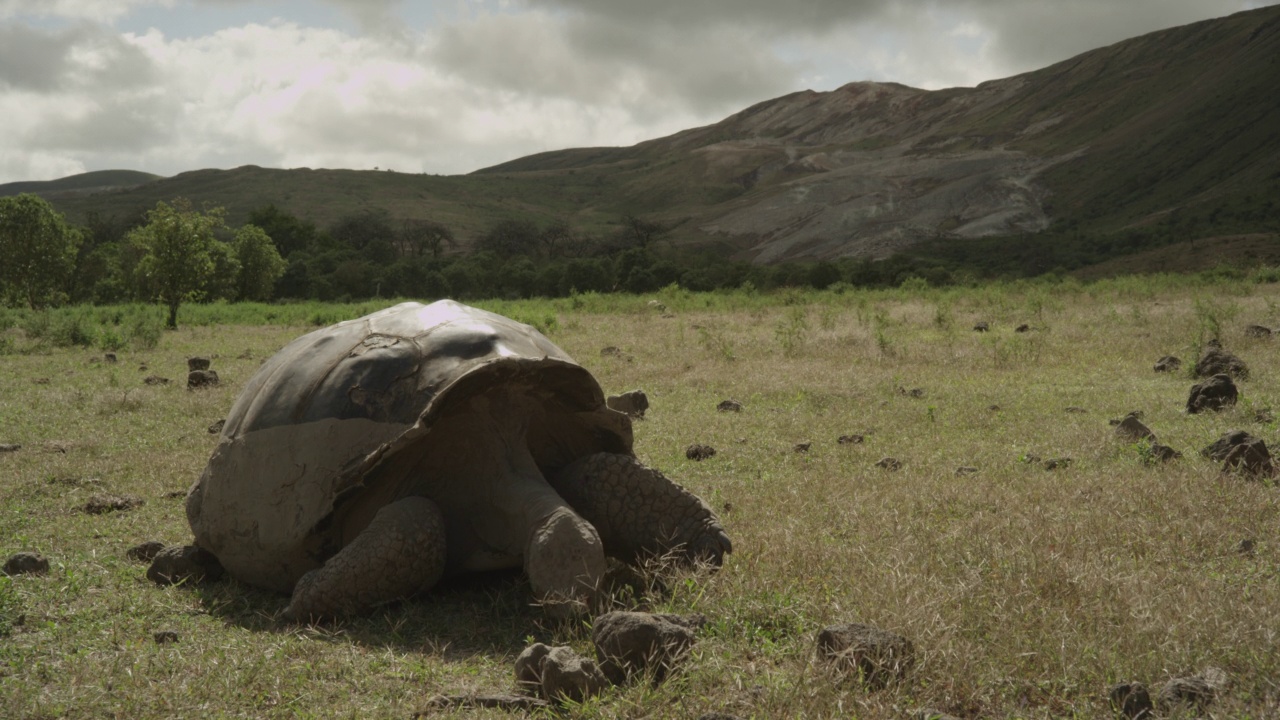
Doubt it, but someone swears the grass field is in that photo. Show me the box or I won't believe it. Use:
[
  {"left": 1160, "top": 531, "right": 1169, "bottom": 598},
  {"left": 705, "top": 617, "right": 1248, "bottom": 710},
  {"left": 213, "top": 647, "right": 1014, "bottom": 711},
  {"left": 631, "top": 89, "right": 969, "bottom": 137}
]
[{"left": 2, "top": 276, "right": 1280, "bottom": 718}]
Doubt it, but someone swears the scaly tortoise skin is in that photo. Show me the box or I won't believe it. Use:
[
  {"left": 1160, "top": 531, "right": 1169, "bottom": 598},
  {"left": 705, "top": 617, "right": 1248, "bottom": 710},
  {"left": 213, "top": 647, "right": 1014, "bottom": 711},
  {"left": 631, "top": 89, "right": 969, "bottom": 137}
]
[{"left": 186, "top": 300, "right": 730, "bottom": 619}]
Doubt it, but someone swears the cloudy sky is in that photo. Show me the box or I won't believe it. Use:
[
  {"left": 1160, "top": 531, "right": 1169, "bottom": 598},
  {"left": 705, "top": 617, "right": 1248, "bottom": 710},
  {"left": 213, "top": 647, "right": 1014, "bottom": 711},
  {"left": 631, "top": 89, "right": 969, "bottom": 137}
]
[{"left": 1, "top": 0, "right": 1275, "bottom": 184}]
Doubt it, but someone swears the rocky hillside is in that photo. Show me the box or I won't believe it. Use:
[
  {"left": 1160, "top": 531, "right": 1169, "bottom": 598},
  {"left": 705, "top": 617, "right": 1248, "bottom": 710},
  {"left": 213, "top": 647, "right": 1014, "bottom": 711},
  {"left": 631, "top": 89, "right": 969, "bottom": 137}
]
[{"left": 23, "top": 5, "right": 1280, "bottom": 264}]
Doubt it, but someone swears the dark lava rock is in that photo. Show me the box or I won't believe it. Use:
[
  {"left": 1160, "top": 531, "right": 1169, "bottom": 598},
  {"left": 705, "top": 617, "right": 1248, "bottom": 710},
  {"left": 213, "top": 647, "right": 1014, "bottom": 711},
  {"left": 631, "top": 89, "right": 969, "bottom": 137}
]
[
  {"left": 1114, "top": 413, "right": 1156, "bottom": 442},
  {"left": 3, "top": 552, "right": 50, "bottom": 576},
  {"left": 606, "top": 389, "right": 649, "bottom": 418},
  {"left": 187, "top": 369, "right": 219, "bottom": 389},
  {"left": 126, "top": 541, "right": 166, "bottom": 562},
  {"left": 686, "top": 444, "right": 717, "bottom": 461},
  {"left": 1244, "top": 324, "right": 1273, "bottom": 338},
  {"left": 208, "top": 419, "right": 225, "bottom": 434},
  {"left": 187, "top": 356, "right": 211, "bottom": 372},
  {"left": 1255, "top": 408, "right": 1275, "bottom": 424},
  {"left": 84, "top": 494, "right": 144, "bottom": 515},
  {"left": 143, "top": 375, "right": 170, "bottom": 386},
  {"left": 955, "top": 466, "right": 979, "bottom": 476},
  {"left": 1108, "top": 681, "right": 1154, "bottom": 719},
  {"left": 1043, "top": 457, "right": 1073, "bottom": 470},
  {"left": 717, "top": 399, "right": 743, "bottom": 413},
  {"left": 515, "top": 643, "right": 608, "bottom": 703},
  {"left": 793, "top": 441, "right": 812, "bottom": 453},
  {"left": 0, "top": 443, "right": 20, "bottom": 453},
  {"left": 1186, "top": 373, "right": 1238, "bottom": 413},
  {"left": 592, "top": 611, "right": 699, "bottom": 685},
  {"left": 1015, "top": 324, "right": 1031, "bottom": 333},
  {"left": 973, "top": 321, "right": 990, "bottom": 332},
  {"left": 1153, "top": 355, "right": 1182, "bottom": 373},
  {"left": 837, "top": 434, "right": 864, "bottom": 445},
  {"left": 153, "top": 630, "right": 179, "bottom": 644},
  {"left": 1194, "top": 345, "right": 1248, "bottom": 379},
  {"left": 1222, "top": 436, "right": 1275, "bottom": 478},
  {"left": 1157, "top": 670, "right": 1226, "bottom": 714},
  {"left": 875, "top": 457, "right": 902, "bottom": 471},
  {"left": 816, "top": 623, "right": 915, "bottom": 689},
  {"left": 146, "top": 544, "right": 224, "bottom": 585},
  {"left": 599, "top": 345, "right": 623, "bottom": 357},
  {"left": 1145, "top": 443, "right": 1182, "bottom": 464},
  {"left": 1237, "top": 538, "right": 1257, "bottom": 557},
  {"left": 104, "top": 352, "right": 117, "bottom": 363},
  {"left": 1202, "top": 430, "right": 1256, "bottom": 461},
  {"left": 415, "top": 694, "right": 550, "bottom": 715}
]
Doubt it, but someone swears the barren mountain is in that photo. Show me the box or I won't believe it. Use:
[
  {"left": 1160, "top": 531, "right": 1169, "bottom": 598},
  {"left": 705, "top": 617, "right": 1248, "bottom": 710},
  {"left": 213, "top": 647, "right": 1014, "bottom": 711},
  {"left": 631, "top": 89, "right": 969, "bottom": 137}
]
[{"left": 13, "top": 5, "right": 1280, "bottom": 265}]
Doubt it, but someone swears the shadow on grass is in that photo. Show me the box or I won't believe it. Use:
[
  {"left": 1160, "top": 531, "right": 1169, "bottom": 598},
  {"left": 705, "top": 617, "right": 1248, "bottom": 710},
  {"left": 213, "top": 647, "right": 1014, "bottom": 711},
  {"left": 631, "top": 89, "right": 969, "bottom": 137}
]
[{"left": 178, "top": 569, "right": 587, "bottom": 662}]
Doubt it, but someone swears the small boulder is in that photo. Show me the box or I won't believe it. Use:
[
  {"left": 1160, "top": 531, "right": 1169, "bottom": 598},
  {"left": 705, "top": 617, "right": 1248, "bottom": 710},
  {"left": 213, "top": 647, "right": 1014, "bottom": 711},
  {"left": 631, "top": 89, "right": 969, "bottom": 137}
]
[
  {"left": 1157, "top": 671, "right": 1223, "bottom": 714},
  {"left": 3, "top": 551, "right": 50, "bottom": 576},
  {"left": 1202, "top": 430, "right": 1256, "bottom": 461},
  {"left": 187, "top": 369, "right": 220, "bottom": 389},
  {"left": 1186, "top": 373, "right": 1237, "bottom": 413},
  {"left": 837, "top": 434, "right": 864, "bottom": 445},
  {"left": 1015, "top": 324, "right": 1030, "bottom": 333},
  {"left": 1222, "top": 436, "right": 1275, "bottom": 479},
  {"left": 0, "top": 443, "right": 20, "bottom": 453},
  {"left": 1144, "top": 443, "right": 1182, "bottom": 464},
  {"left": 606, "top": 389, "right": 649, "bottom": 418},
  {"left": 153, "top": 630, "right": 179, "bottom": 644},
  {"left": 143, "top": 375, "right": 170, "bottom": 386},
  {"left": 1108, "top": 681, "right": 1154, "bottom": 719},
  {"left": 1043, "top": 457, "right": 1072, "bottom": 470},
  {"left": 146, "top": 544, "right": 225, "bottom": 585},
  {"left": 955, "top": 466, "right": 979, "bottom": 476},
  {"left": 686, "top": 444, "right": 716, "bottom": 461},
  {"left": 875, "top": 457, "right": 902, "bottom": 471},
  {"left": 208, "top": 419, "right": 225, "bottom": 434},
  {"left": 1243, "top": 324, "right": 1272, "bottom": 338},
  {"left": 84, "top": 494, "right": 144, "bottom": 515},
  {"left": 793, "top": 441, "right": 812, "bottom": 453},
  {"left": 1153, "top": 355, "right": 1181, "bottom": 373},
  {"left": 1194, "top": 344, "right": 1248, "bottom": 379},
  {"left": 104, "top": 352, "right": 117, "bottom": 363},
  {"left": 717, "top": 399, "right": 743, "bottom": 413},
  {"left": 1237, "top": 538, "right": 1257, "bottom": 557},
  {"left": 187, "top": 357, "right": 212, "bottom": 372},
  {"left": 592, "top": 611, "right": 699, "bottom": 685},
  {"left": 515, "top": 643, "right": 608, "bottom": 703},
  {"left": 972, "top": 321, "right": 990, "bottom": 332},
  {"left": 1113, "top": 413, "right": 1156, "bottom": 442},
  {"left": 126, "top": 541, "right": 166, "bottom": 562},
  {"left": 816, "top": 623, "right": 915, "bottom": 689},
  {"left": 599, "top": 346, "right": 623, "bottom": 357}
]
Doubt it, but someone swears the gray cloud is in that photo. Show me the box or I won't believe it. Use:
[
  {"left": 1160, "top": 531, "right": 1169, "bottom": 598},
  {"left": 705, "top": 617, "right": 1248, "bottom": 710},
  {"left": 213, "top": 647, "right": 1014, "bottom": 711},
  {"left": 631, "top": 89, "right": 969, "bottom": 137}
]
[{"left": 0, "top": 21, "right": 158, "bottom": 93}]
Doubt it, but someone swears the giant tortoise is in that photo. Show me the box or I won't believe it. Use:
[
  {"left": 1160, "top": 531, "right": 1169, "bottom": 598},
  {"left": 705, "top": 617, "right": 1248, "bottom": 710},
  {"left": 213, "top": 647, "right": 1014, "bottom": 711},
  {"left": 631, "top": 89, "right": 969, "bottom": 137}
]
[{"left": 187, "top": 300, "right": 730, "bottom": 619}]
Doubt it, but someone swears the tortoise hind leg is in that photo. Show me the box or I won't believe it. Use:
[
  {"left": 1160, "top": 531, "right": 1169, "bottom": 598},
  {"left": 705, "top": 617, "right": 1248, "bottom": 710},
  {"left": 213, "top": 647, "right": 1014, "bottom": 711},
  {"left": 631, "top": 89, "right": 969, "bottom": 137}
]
[
  {"left": 284, "top": 496, "right": 447, "bottom": 621},
  {"left": 550, "top": 453, "right": 732, "bottom": 567}
]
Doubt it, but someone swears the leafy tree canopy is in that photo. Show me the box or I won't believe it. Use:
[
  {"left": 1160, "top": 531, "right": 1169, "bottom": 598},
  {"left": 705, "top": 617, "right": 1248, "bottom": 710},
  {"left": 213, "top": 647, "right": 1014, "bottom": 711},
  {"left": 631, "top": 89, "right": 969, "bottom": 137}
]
[{"left": 0, "top": 193, "right": 82, "bottom": 308}]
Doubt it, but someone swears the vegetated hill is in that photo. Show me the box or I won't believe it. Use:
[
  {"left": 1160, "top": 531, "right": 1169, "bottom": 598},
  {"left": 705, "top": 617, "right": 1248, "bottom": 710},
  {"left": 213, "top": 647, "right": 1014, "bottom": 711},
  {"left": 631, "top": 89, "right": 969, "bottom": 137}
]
[
  {"left": 0, "top": 170, "right": 164, "bottom": 198},
  {"left": 33, "top": 5, "right": 1280, "bottom": 266}
]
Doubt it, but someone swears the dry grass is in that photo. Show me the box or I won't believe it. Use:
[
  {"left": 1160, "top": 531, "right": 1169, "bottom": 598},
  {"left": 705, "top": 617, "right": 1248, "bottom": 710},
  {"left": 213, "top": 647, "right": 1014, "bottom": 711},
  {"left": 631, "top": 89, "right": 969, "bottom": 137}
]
[{"left": 3, "top": 279, "right": 1280, "bottom": 718}]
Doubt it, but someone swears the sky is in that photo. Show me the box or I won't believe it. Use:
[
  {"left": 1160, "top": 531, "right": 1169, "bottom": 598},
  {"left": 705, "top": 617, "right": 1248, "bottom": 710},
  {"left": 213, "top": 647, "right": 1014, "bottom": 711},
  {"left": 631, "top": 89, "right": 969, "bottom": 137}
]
[{"left": 1, "top": 0, "right": 1275, "bottom": 184}]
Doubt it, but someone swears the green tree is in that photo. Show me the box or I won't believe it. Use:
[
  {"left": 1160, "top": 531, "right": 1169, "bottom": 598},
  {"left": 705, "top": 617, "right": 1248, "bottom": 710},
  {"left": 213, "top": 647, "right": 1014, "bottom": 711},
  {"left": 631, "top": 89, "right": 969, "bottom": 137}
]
[
  {"left": 127, "top": 199, "right": 226, "bottom": 328},
  {"left": 0, "top": 193, "right": 82, "bottom": 308},
  {"left": 234, "top": 224, "right": 287, "bottom": 301}
]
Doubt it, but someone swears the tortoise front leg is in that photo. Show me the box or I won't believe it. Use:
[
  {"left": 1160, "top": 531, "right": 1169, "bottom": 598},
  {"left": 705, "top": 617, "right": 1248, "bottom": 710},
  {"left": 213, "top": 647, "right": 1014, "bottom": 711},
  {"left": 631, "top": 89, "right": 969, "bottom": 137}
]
[
  {"left": 550, "top": 453, "right": 732, "bottom": 567},
  {"left": 284, "top": 496, "right": 447, "bottom": 621}
]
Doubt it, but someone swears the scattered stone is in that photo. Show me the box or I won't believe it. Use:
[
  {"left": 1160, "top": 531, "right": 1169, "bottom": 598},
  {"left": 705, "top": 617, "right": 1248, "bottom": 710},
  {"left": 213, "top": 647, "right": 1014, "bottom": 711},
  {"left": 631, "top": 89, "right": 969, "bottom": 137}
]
[
  {"left": 793, "top": 441, "right": 812, "bottom": 453},
  {"left": 606, "top": 389, "right": 649, "bottom": 418},
  {"left": 973, "top": 321, "right": 990, "bottom": 332},
  {"left": 187, "top": 369, "right": 219, "bottom": 389},
  {"left": 816, "top": 623, "right": 915, "bottom": 689},
  {"left": 955, "top": 466, "right": 979, "bottom": 476},
  {"left": 1113, "top": 413, "right": 1157, "bottom": 442},
  {"left": 1153, "top": 355, "right": 1182, "bottom": 373},
  {"left": 146, "top": 544, "right": 225, "bottom": 585},
  {"left": 104, "top": 352, "right": 117, "bottom": 363},
  {"left": 1157, "top": 671, "right": 1221, "bottom": 714},
  {"left": 153, "top": 630, "right": 179, "bottom": 644},
  {"left": 163, "top": 490, "right": 186, "bottom": 499},
  {"left": 837, "top": 434, "right": 864, "bottom": 445},
  {"left": 1255, "top": 408, "right": 1275, "bottom": 424},
  {"left": 599, "top": 346, "right": 624, "bottom": 358},
  {"left": 515, "top": 643, "right": 608, "bottom": 703},
  {"left": 1186, "top": 373, "right": 1238, "bottom": 413},
  {"left": 138, "top": 364, "right": 148, "bottom": 372},
  {"left": 0, "top": 443, "right": 20, "bottom": 453},
  {"left": 1237, "top": 538, "right": 1256, "bottom": 558},
  {"left": 187, "top": 357, "right": 211, "bottom": 372},
  {"left": 1043, "top": 457, "right": 1072, "bottom": 471},
  {"left": 208, "top": 419, "right": 225, "bottom": 434},
  {"left": 143, "top": 375, "right": 170, "bottom": 386},
  {"left": 1014, "top": 323, "right": 1030, "bottom": 333},
  {"left": 1244, "top": 324, "right": 1273, "bottom": 338},
  {"left": 875, "top": 457, "right": 902, "bottom": 471},
  {"left": 1108, "top": 681, "right": 1154, "bottom": 719},
  {"left": 686, "top": 444, "right": 716, "bottom": 461},
  {"left": 988, "top": 404, "right": 1001, "bottom": 412},
  {"left": 717, "top": 399, "right": 743, "bottom": 413},
  {"left": 907, "top": 388, "right": 925, "bottom": 399},
  {"left": 1194, "top": 344, "right": 1248, "bottom": 380},
  {"left": 592, "top": 611, "right": 699, "bottom": 685},
  {"left": 1202, "top": 430, "right": 1257, "bottom": 461},
  {"left": 126, "top": 541, "right": 166, "bottom": 562},
  {"left": 3, "top": 552, "right": 50, "bottom": 576},
  {"left": 1222, "top": 436, "right": 1275, "bottom": 478},
  {"left": 84, "top": 494, "right": 144, "bottom": 515},
  {"left": 1064, "top": 406, "right": 1087, "bottom": 414},
  {"left": 415, "top": 694, "right": 551, "bottom": 715},
  {"left": 1144, "top": 443, "right": 1182, "bottom": 464}
]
